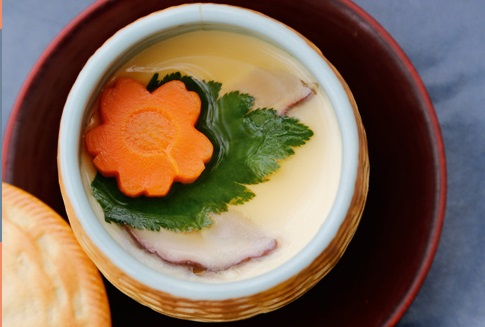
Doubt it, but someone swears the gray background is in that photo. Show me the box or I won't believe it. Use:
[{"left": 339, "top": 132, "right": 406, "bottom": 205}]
[{"left": 2, "top": 1, "right": 484, "bottom": 326}]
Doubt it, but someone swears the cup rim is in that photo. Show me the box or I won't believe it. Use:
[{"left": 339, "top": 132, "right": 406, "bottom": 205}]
[{"left": 58, "top": 3, "right": 359, "bottom": 300}]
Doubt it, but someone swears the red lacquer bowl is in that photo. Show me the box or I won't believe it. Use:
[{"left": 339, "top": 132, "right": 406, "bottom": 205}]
[{"left": 2, "top": 0, "right": 446, "bottom": 326}]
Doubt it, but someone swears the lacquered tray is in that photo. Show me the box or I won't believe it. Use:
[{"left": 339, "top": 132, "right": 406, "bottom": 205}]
[{"left": 2, "top": 1, "right": 446, "bottom": 325}]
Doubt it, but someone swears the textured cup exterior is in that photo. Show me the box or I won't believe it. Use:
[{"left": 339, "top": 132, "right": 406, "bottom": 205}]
[
  {"left": 58, "top": 5, "right": 369, "bottom": 322},
  {"left": 59, "top": 66, "right": 368, "bottom": 321}
]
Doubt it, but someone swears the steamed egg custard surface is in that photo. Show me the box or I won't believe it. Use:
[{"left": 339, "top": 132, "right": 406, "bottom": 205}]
[{"left": 81, "top": 30, "right": 342, "bottom": 282}]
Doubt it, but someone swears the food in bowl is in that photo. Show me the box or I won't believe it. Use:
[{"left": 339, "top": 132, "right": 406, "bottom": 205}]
[
  {"left": 80, "top": 28, "right": 341, "bottom": 281},
  {"left": 58, "top": 3, "right": 369, "bottom": 322}
]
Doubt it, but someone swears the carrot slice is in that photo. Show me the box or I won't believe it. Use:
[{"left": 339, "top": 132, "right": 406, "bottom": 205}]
[{"left": 84, "top": 78, "right": 213, "bottom": 197}]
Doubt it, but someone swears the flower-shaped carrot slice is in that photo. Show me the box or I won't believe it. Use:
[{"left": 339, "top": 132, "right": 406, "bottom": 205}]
[{"left": 84, "top": 78, "right": 213, "bottom": 197}]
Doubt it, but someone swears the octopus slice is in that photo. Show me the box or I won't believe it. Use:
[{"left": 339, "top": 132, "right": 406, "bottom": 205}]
[
  {"left": 128, "top": 211, "right": 277, "bottom": 272},
  {"left": 227, "top": 69, "right": 316, "bottom": 114}
]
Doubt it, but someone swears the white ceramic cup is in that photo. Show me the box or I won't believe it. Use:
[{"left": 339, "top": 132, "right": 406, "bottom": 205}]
[{"left": 58, "top": 3, "right": 369, "bottom": 322}]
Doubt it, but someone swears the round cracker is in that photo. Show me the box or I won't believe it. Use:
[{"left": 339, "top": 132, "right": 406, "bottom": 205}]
[{"left": 2, "top": 182, "right": 111, "bottom": 326}]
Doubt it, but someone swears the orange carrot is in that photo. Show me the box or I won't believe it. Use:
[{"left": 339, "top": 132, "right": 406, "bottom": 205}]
[{"left": 84, "top": 78, "right": 213, "bottom": 197}]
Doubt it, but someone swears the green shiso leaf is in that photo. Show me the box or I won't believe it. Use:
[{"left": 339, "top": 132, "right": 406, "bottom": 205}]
[{"left": 91, "top": 72, "right": 314, "bottom": 232}]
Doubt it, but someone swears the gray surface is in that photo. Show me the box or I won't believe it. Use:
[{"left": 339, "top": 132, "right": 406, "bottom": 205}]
[
  {"left": 2, "top": 1, "right": 484, "bottom": 326},
  {"left": 357, "top": 2, "right": 485, "bottom": 326}
]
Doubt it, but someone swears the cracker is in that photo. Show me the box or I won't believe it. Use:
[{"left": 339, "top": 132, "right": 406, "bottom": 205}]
[{"left": 2, "top": 182, "right": 111, "bottom": 327}]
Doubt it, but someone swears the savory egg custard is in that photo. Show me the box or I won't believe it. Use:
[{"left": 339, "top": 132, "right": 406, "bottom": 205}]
[{"left": 80, "top": 29, "right": 342, "bottom": 282}]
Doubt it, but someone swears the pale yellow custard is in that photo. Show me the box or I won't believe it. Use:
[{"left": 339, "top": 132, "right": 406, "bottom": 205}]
[{"left": 80, "top": 29, "right": 342, "bottom": 282}]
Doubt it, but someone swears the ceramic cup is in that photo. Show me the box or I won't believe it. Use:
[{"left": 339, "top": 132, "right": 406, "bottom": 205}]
[{"left": 58, "top": 3, "right": 369, "bottom": 322}]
